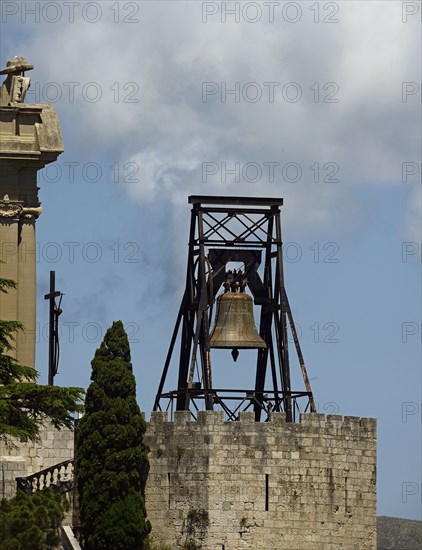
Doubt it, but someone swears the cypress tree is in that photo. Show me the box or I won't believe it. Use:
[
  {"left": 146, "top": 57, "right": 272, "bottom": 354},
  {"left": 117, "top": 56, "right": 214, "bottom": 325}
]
[{"left": 76, "top": 321, "right": 151, "bottom": 550}]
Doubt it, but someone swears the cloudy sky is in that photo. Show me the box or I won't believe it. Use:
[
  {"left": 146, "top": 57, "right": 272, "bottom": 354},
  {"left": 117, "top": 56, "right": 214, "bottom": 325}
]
[{"left": 2, "top": 0, "right": 421, "bottom": 520}]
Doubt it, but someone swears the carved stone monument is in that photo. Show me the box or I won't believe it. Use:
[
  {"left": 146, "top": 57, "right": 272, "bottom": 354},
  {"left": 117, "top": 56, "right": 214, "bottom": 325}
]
[{"left": 0, "top": 57, "right": 64, "bottom": 369}]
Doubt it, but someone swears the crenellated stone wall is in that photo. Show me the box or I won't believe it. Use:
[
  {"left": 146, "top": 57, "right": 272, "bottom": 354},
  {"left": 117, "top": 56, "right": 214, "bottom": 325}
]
[{"left": 144, "top": 411, "right": 377, "bottom": 550}]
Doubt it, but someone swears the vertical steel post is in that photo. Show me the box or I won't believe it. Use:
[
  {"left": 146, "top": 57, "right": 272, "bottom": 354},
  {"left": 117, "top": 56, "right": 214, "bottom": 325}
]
[{"left": 176, "top": 206, "right": 197, "bottom": 410}]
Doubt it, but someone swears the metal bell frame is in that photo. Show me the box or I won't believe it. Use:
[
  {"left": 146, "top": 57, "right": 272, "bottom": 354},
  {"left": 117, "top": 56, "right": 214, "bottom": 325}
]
[{"left": 153, "top": 196, "right": 316, "bottom": 422}]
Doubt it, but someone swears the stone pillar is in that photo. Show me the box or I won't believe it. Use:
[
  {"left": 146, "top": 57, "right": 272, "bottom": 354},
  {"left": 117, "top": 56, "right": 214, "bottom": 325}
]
[
  {"left": 17, "top": 218, "right": 38, "bottom": 367},
  {"left": 0, "top": 58, "right": 63, "bottom": 369},
  {"left": 0, "top": 210, "right": 21, "bottom": 360}
]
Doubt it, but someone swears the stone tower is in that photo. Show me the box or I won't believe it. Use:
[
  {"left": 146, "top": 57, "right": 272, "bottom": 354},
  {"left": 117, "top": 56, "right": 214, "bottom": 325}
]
[
  {"left": 145, "top": 411, "right": 377, "bottom": 549},
  {"left": 0, "top": 57, "right": 63, "bottom": 369},
  {"left": 0, "top": 59, "right": 75, "bottom": 503},
  {"left": 146, "top": 196, "right": 377, "bottom": 549}
]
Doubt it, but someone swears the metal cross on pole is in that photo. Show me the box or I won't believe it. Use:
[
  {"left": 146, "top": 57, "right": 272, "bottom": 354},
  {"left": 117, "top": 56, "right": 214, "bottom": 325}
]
[{"left": 44, "top": 271, "right": 63, "bottom": 385}]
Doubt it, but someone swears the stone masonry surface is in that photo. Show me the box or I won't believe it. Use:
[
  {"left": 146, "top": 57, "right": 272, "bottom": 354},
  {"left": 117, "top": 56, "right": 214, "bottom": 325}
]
[
  {"left": 144, "top": 411, "right": 377, "bottom": 550},
  {"left": 0, "top": 420, "right": 74, "bottom": 500}
]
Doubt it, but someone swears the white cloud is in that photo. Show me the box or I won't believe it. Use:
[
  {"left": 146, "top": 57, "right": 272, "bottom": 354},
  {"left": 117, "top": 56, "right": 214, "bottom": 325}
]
[{"left": 13, "top": 0, "right": 420, "bottom": 238}]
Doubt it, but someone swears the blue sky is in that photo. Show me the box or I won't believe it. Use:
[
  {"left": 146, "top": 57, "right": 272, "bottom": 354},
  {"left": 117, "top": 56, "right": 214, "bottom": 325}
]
[{"left": 2, "top": 0, "right": 421, "bottom": 520}]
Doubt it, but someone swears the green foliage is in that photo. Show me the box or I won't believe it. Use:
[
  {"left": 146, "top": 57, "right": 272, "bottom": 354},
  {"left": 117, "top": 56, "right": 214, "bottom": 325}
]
[
  {"left": 0, "top": 488, "right": 67, "bottom": 550},
  {"left": 76, "top": 320, "right": 151, "bottom": 550},
  {"left": 183, "top": 509, "right": 209, "bottom": 549},
  {"left": 0, "top": 275, "right": 84, "bottom": 442}
]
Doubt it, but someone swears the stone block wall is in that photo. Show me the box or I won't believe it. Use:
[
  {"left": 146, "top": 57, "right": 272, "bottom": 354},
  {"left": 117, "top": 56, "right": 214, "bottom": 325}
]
[
  {"left": 0, "top": 456, "right": 27, "bottom": 500},
  {"left": 0, "top": 420, "right": 74, "bottom": 499},
  {"left": 144, "top": 411, "right": 376, "bottom": 550}
]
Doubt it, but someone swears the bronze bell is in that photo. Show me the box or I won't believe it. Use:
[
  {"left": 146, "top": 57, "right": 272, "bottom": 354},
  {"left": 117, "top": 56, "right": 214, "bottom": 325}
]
[{"left": 209, "top": 274, "right": 266, "bottom": 359}]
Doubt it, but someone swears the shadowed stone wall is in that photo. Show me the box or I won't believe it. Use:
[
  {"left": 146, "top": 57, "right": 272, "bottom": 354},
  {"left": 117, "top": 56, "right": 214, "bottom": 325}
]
[{"left": 145, "top": 411, "right": 376, "bottom": 550}]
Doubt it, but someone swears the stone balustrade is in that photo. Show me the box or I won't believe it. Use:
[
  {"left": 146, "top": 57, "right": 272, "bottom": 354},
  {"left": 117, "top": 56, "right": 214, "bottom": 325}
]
[{"left": 16, "top": 458, "right": 74, "bottom": 494}]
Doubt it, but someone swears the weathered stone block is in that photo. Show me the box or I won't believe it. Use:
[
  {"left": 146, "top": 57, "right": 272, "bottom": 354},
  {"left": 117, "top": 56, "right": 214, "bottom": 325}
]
[
  {"left": 150, "top": 411, "right": 168, "bottom": 425},
  {"left": 173, "top": 410, "right": 191, "bottom": 425}
]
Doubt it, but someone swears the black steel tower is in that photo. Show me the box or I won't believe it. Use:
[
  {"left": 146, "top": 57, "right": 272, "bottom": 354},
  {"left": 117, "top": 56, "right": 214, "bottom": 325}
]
[{"left": 154, "top": 196, "right": 315, "bottom": 422}]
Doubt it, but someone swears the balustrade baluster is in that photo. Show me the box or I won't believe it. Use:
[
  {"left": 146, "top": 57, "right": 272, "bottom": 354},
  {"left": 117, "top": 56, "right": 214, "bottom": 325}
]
[{"left": 16, "top": 460, "right": 74, "bottom": 496}]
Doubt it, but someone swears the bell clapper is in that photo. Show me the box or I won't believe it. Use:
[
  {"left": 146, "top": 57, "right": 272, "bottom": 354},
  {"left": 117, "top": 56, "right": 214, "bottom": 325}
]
[{"left": 231, "top": 348, "right": 239, "bottom": 362}]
